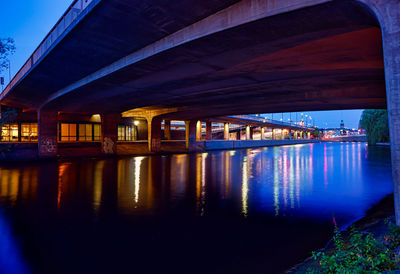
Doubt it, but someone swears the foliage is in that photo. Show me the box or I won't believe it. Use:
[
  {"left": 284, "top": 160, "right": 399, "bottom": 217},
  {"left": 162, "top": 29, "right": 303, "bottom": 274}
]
[
  {"left": 0, "top": 38, "right": 15, "bottom": 73},
  {"left": 311, "top": 127, "right": 322, "bottom": 138},
  {"left": 309, "top": 223, "right": 400, "bottom": 273},
  {"left": 384, "top": 218, "right": 400, "bottom": 250},
  {"left": 359, "top": 109, "right": 389, "bottom": 145}
]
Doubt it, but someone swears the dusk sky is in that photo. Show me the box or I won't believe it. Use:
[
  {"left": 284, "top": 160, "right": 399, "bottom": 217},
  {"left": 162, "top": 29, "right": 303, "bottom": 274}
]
[{"left": 0, "top": 0, "right": 363, "bottom": 128}]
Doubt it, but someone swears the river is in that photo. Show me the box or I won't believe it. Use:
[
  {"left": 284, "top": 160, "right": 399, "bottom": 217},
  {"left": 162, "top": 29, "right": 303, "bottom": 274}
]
[{"left": 0, "top": 142, "right": 393, "bottom": 273}]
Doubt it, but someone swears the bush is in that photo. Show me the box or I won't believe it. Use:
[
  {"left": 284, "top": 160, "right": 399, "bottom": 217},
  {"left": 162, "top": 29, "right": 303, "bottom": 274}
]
[{"left": 309, "top": 222, "right": 400, "bottom": 273}]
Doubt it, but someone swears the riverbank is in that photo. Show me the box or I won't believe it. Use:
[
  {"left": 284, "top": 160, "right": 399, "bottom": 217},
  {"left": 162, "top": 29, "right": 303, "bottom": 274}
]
[{"left": 287, "top": 194, "right": 396, "bottom": 273}]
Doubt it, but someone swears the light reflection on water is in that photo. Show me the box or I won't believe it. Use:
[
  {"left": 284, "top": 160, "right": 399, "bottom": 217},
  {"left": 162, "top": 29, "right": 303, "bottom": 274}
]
[
  {"left": 0, "top": 143, "right": 392, "bottom": 222},
  {"left": 0, "top": 142, "right": 393, "bottom": 274}
]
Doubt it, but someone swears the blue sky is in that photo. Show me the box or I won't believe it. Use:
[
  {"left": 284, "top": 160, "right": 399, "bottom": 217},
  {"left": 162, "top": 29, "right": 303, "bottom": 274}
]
[{"left": 0, "top": 0, "right": 363, "bottom": 128}]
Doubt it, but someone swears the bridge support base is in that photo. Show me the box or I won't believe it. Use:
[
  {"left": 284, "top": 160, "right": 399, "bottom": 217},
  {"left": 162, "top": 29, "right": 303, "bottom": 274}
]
[
  {"left": 101, "top": 113, "right": 120, "bottom": 155},
  {"left": 206, "top": 121, "right": 212, "bottom": 140},
  {"left": 164, "top": 119, "right": 171, "bottom": 140},
  {"left": 38, "top": 111, "right": 58, "bottom": 158},
  {"left": 185, "top": 120, "right": 197, "bottom": 151},
  {"left": 147, "top": 117, "right": 162, "bottom": 153}
]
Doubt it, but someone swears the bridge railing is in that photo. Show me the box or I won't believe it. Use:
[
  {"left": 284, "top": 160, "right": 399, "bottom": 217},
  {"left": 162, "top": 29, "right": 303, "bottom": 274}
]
[
  {"left": 228, "top": 115, "right": 311, "bottom": 130},
  {"left": 1, "top": 0, "right": 94, "bottom": 99}
]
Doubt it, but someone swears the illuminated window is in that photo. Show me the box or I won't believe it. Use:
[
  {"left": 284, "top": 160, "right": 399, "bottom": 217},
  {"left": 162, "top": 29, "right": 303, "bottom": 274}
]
[
  {"left": 118, "top": 125, "right": 125, "bottom": 141},
  {"left": 60, "top": 123, "right": 77, "bottom": 141},
  {"left": 21, "top": 123, "right": 38, "bottom": 142},
  {"left": 79, "top": 123, "right": 93, "bottom": 141},
  {"left": 0, "top": 124, "right": 19, "bottom": 142},
  {"left": 93, "top": 124, "right": 101, "bottom": 141},
  {"left": 118, "top": 125, "right": 137, "bottom": 141}
]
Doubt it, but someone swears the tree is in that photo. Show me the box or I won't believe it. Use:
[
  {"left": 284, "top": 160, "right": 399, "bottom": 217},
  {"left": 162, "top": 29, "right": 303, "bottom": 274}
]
[
  {"left": 311, "top": 127, "right": 322, "bottom": 139},
  {"left": 0, "top": 38, "right": 15, "bottom": 73},
  {"left": 359, "top": 109, "right": 389, "bottom": 145},
  {"left": 0, "top": 38, "right": 16, "bottom": 155}
]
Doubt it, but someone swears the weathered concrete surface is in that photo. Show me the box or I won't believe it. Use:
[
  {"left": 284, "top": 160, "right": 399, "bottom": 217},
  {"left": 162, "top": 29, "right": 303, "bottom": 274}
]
[
  {"left": 1, "top": 0, "right": 384, "bottom": 119},
  {"left": 147, "top": 117, "right": 162, "bottom": 152},
  {"left": 359, "top": 0, "right": 400, "bottom": 224},
  {"left": 101, "top": 113, "right": 120, "bottom": 154},
  {"left": 38, "top": 111, "right": 58, "bottom": 158}
]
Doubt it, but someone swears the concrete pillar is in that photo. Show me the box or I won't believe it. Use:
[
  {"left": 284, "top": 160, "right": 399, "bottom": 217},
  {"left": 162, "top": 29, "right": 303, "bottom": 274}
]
[
  {"left": 249, "top": 127, "right": 254, "bottom": 140},
  {"left": 101, "top": 113, "right": 120, "bottom": 154},
  {"left": 365, "top": 0, "right": 400, "bottom": 224},
  {"left": 224, "top": 123, "right": 230, "bottom": 140},
  {"left": 185, "top": 120, "right": 197, "bottom": 151},
  {"left": 164, "top": 119, "right": 171, "bottom": 140},
  {"left": 197, "top": 121, "right": 202, "bottom": 141},
  {"left": 261, "top": 127, "right": 265, "bottom": 140},
  {"left": 308, "top": 132, "right": 311, "bottom": 139},
  {"left": 205, "top": 121, "right": 212, "bottom": 140},
  {"left": 38, "top": 110, "right": 58, "bottom": 158},
  {"left": 245, "top": 125, "right": 250, "bottom": 140},
  {"left": 236, "top": 131, "right": 241, "bottom": 140},
  {"left": 147, "top": 117, "right": 162, "bottom": 153},
  {"left": 272, "top": 129, "right": 276, "bottom": 140}
]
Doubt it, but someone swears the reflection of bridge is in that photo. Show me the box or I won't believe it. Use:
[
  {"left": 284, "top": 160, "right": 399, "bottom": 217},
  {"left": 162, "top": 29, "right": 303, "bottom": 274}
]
[{"left": 0, "top": 0, "right": 399, "bottom": 222}]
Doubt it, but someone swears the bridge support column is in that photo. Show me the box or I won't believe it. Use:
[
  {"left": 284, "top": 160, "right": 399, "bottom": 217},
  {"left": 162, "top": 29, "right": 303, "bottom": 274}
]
[
  {"left": 236, "top": 131, "right": 241, "bottom": 140},
  {"left": 146, "top": 117, "right": 162, "bottom": 153},
  {"left": 101, "top": 113, "right": 120, "bottom": 155},
  {"left": 224, "top": 123, "right": 230, "bottom": 140},
  {"left": 249, "top": 127, "right": 254, "bottom": 140},
  {"left": 366, "top": 0, "right": 400, "bottom": 224},
  {"left": 205, "top": 121, "right": 212, "bottom": 140},
  {"left": 272, "top": 129, "right": 276, "bottom": 140},
  {"left": 245, "top": 125, "right": 250, "bottom": 140},
  {"left": 307, "top": 132, "right": 311, "bottom": 139},
  {"left": 185, "top": 120, "right": 197, "bottom": 151},
  {"left": 197, "top": 121, "right": 202, "bottom": 141},
  {"left": 38, "top": 110, "right": 58, "bottom": 158},
  {"left": 164, "top": 119, "right": 171, "bottom": 140},
  {"left": 261, "top": 127, "right": 265, "bottom": 140}
]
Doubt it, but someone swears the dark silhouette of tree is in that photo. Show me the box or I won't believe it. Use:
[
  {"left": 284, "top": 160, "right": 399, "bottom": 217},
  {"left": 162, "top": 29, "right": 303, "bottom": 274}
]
[
  {"left": 0, "top": 38, "right": 17, "bottom": 155},
  {"left": 359, "top": 109, "right": 389, "bottom": 145},
  {"left": 0, "top": 38, "right": 15, "bottom": 73}
]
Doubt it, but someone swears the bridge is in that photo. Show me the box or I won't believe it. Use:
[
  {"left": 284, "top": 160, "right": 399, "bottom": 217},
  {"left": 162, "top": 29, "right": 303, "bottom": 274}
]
[{"left": 0, "top": 0, "right": 399, "bottom": 222}]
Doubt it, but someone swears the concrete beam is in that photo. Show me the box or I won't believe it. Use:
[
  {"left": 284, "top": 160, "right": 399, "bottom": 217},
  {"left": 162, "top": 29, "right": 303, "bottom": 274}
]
[{"left": 42, "top": 0, "right": 332, "bottom": 108}]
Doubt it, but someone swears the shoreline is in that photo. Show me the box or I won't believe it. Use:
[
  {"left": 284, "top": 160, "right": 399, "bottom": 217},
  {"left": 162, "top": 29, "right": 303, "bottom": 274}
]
[{"left": 287, "top": 194, "right": 395, "bottom": 273}]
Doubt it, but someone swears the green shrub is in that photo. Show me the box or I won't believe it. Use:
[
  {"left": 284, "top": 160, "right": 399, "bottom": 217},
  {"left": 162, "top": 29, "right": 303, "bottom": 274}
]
[{"left": 309, "top": 224, "right": 400, "bottom": 273}]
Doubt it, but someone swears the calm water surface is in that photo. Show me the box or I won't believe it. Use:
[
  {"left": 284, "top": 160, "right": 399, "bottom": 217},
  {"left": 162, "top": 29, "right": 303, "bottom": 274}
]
[{"left": 0, "top": 143, "right": 393, "bottom": 274}]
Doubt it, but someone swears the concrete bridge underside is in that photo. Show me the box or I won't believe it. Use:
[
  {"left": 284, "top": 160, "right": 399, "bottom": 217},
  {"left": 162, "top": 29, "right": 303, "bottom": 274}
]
[
  {"left": 2, "top": 0, "right": 386, "bottom": 119},
  {"left": 1, "top": 0, "right": 400, "bottom": 222}
]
